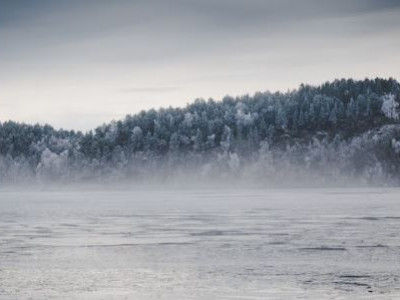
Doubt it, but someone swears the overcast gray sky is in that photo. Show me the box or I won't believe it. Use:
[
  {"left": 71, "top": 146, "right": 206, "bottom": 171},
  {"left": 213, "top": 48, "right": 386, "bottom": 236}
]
[{"left": 1, "top": 0, "right": 400, "bottom": 131}]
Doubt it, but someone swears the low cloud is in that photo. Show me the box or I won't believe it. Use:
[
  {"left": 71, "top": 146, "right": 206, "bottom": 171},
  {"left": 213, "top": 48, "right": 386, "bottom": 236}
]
[{"left": 120, "top": 86, "right": 180, "bottom": 94}]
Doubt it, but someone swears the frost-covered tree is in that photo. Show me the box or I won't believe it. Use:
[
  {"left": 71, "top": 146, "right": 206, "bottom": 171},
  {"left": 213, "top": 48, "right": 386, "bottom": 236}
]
[
  {"left": 381, "top": 94, "right": 399, "bottom": 120},
  {"left": 131, "top": 126, "right": 143, "bottom": 152}
]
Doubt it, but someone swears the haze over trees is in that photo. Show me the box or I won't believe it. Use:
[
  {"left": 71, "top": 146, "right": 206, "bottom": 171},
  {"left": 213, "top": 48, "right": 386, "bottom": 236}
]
[{"left": 1, "top": 78, "right": 400, "bottom": 186}]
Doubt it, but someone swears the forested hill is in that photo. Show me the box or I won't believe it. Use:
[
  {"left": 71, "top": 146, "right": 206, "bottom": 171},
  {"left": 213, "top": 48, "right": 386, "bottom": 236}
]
[{"left": 1, "top": 78, "right": 400, "bottom": 186}]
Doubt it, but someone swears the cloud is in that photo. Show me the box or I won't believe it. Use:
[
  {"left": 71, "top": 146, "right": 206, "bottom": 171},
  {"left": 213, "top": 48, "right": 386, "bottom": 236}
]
[
  {"left": 120, "top": 86, "right": 180, "bottom": 93},
  {"left": 2, "top": 0, "right": 400, "bottom": 64}
]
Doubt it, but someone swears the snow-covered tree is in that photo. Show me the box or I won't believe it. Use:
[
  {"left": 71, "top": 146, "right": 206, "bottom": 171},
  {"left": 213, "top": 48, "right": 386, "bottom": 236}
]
[{"left": 381, "top": 94, "right": 399, "bottom": 120}]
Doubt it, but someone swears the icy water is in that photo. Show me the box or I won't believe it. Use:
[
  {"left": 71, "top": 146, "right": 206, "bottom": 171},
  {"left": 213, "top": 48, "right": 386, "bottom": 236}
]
[{"left": 1, "top": 189, "right": 400, "bottom": 299}]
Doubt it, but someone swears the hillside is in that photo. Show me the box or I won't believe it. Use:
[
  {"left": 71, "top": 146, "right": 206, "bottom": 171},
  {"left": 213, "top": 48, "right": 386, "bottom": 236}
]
[{"left": 1, "top": 78, "right": 400, "bottom": 186}]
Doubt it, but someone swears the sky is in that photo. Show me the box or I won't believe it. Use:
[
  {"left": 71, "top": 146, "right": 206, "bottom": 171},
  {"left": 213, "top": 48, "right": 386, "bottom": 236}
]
[{"left": 1, "top": 0, "right": 400, "bottom": 131}]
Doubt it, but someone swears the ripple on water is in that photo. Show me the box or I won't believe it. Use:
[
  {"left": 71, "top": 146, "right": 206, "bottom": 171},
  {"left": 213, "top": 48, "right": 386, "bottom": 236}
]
[{"left": 299, "top": 246, "right": 347, "bottom": 251}]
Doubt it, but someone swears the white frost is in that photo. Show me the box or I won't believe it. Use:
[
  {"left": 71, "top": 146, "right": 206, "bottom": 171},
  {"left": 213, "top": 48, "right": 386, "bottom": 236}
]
[{"left": 381, "top": 94, "right": 399, "bottom": 120}]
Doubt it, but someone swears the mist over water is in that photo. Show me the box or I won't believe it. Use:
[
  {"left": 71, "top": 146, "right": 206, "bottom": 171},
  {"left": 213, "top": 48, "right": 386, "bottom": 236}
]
[{"left": 1, "top": 188, "right": 400, "bottom": 299}]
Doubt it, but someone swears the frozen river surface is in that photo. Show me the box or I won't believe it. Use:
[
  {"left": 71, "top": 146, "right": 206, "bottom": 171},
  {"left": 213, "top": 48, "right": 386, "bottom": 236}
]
[{"left": 1, "top": 188, "right": 400, "bottom": 299}]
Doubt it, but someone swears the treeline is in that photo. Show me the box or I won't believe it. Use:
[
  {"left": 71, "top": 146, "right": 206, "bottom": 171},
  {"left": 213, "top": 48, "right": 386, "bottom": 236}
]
[{"left": 1, "top": 78, "right": 400, "bottom": 185}]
